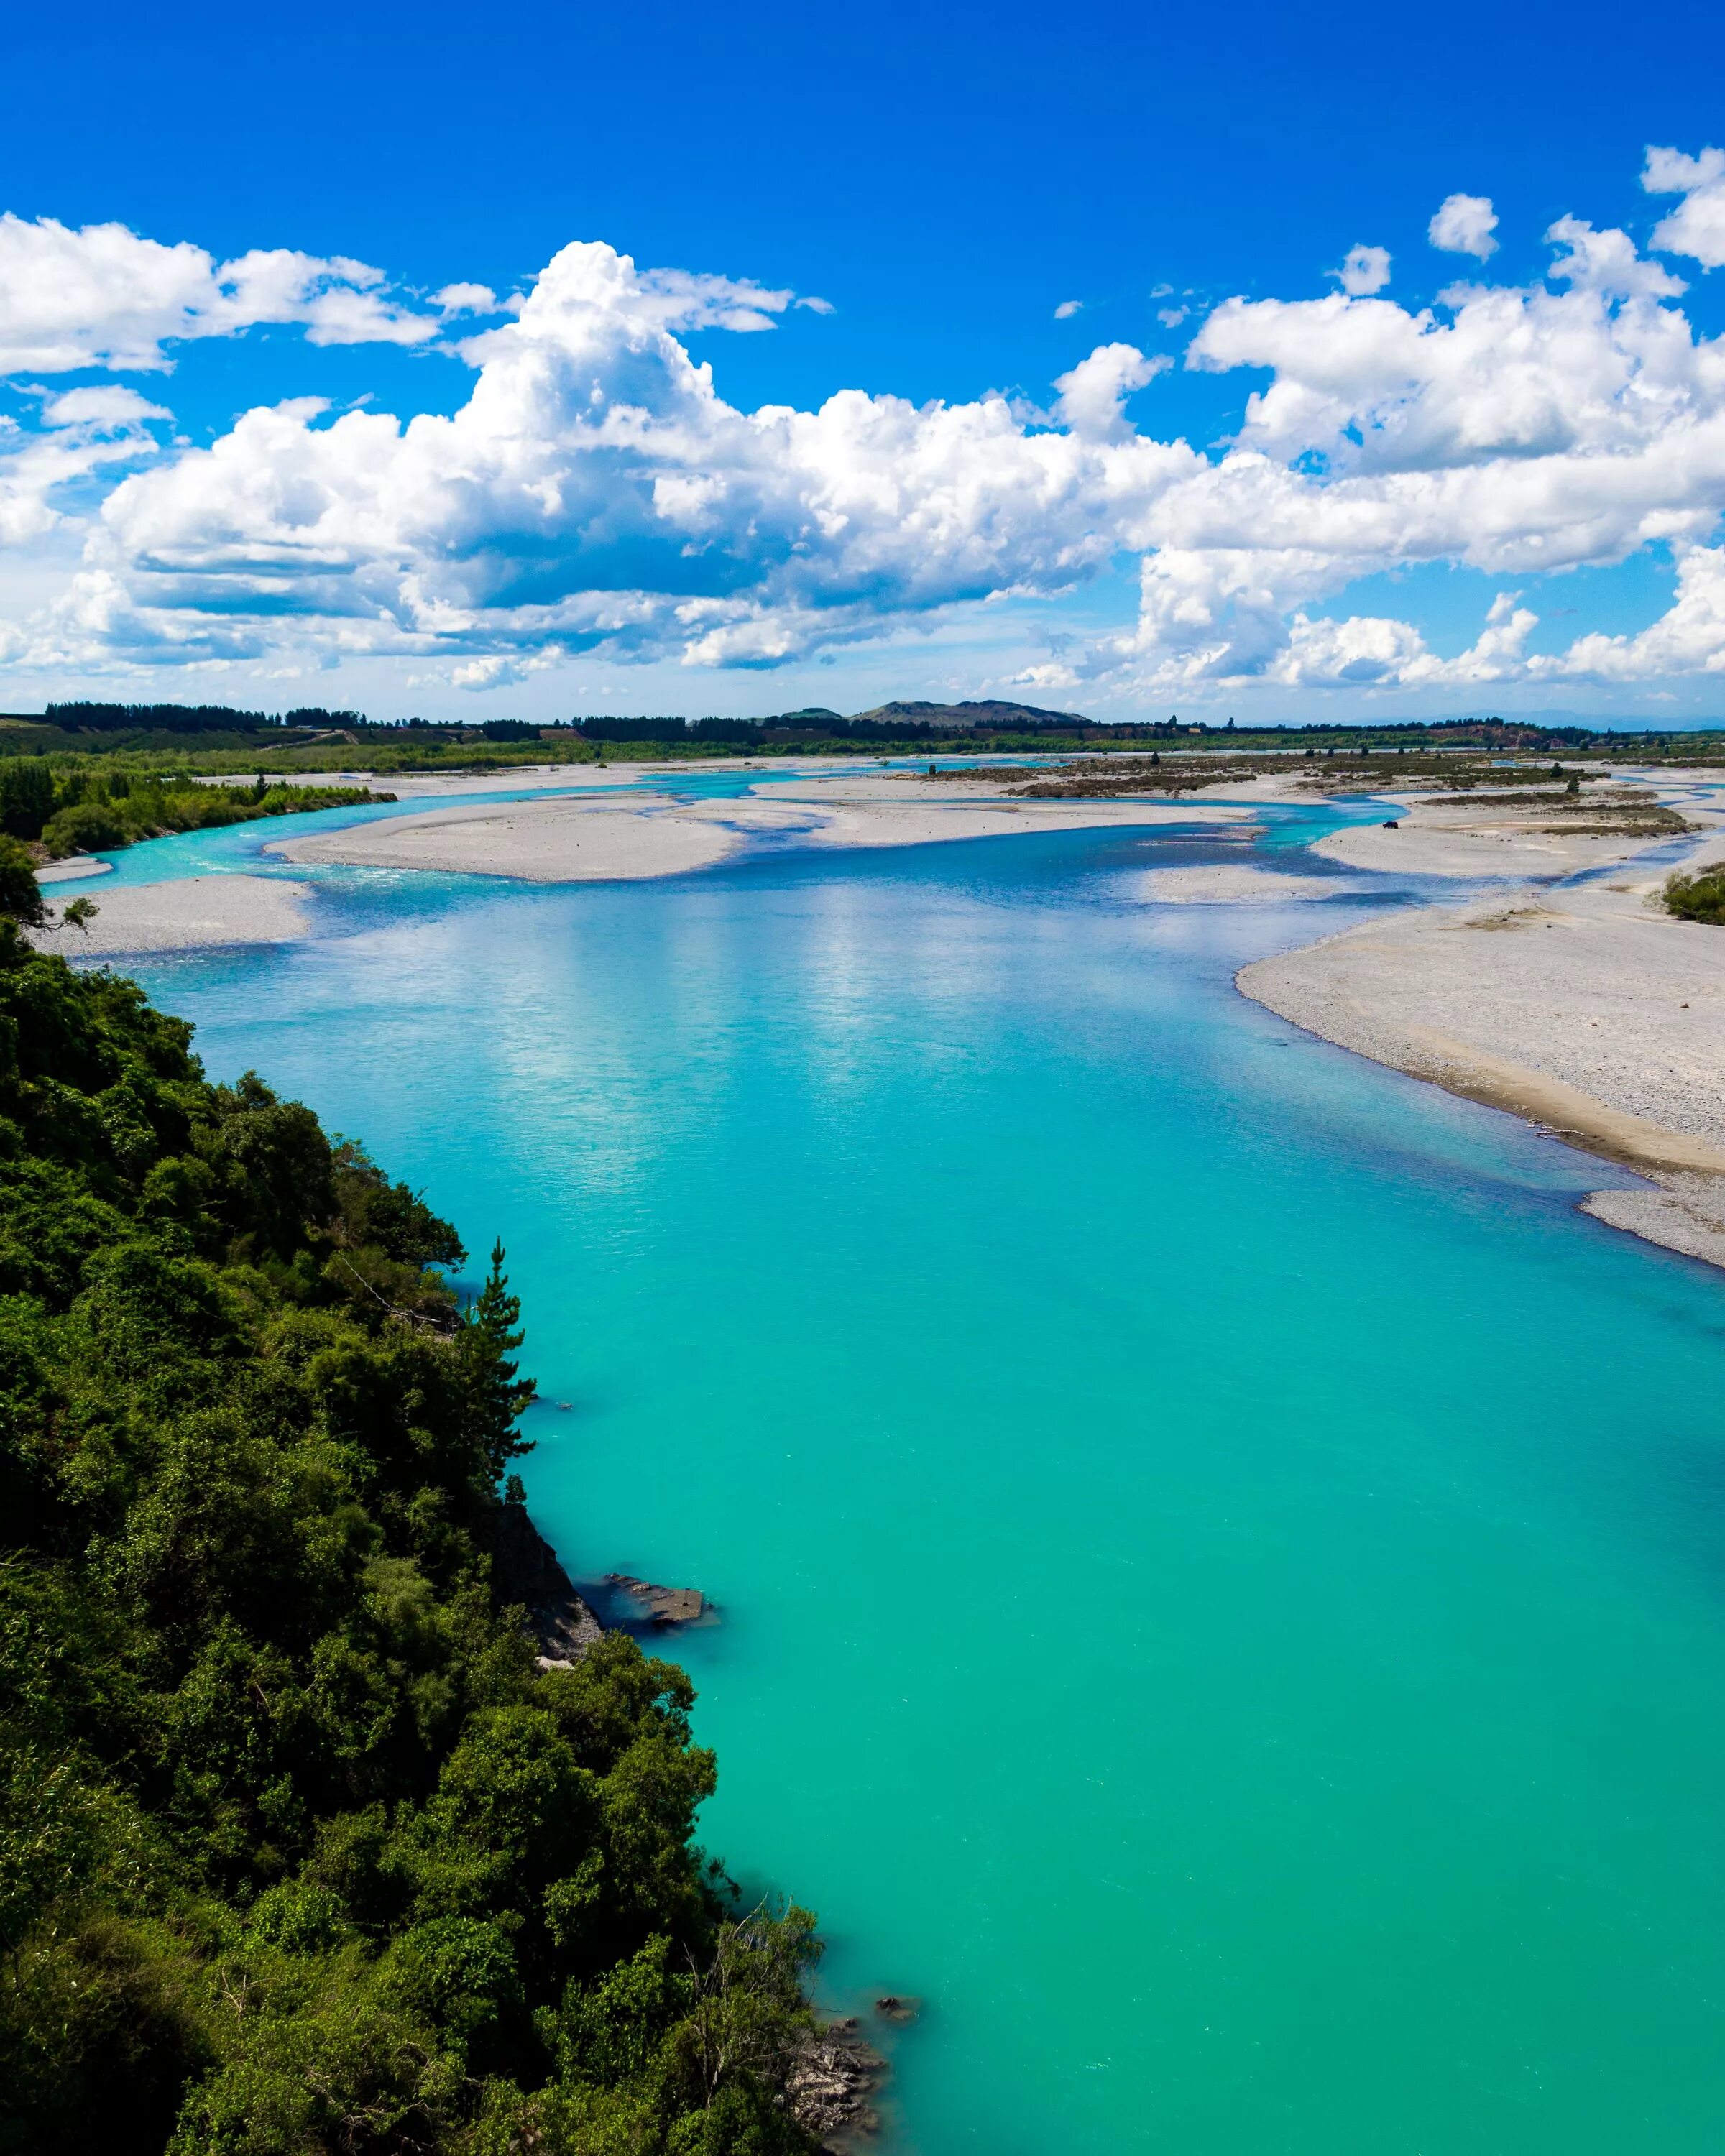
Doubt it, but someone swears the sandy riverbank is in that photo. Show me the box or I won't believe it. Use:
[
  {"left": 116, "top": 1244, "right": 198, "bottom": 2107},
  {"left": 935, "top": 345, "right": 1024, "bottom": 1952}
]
[
  {"left": 1304, "top": 768, "right": 1714, "bottom": 878},
  {"left": 29, "top": 875, "right": 313, "bottom": 955},
  {"left": 37, "top": 856, "right": 114, "bottom": 885},
  {"left": 1238, "top": 835, "right": 1725, "bottom": 1269}
]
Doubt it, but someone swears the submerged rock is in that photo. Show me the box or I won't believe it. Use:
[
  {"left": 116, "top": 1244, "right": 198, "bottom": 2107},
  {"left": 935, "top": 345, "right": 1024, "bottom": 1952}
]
[
  {"left": 604, "top": 1572, "right": 709, "bottom": 1626},
  {"left": 492, "top": 1500, "right": 604, "bottom": 1667}
]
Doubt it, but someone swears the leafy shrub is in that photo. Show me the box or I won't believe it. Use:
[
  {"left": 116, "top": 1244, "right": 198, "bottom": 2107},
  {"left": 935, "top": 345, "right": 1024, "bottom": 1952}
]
[
  {"left": 42, "top": 800, "right": 129, "bottom": 854},
  {"left": 1664, "top": 865, "right": 1725, "bottom": 924}
]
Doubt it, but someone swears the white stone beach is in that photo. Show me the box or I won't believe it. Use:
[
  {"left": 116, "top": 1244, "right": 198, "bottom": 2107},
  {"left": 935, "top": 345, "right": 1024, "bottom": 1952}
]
[
  {"left": 29, "top": 875, "right": 313, "bottom": 957},
  {"left": 1238, "top": 780, "right": 1725, "bottom": 1268}
]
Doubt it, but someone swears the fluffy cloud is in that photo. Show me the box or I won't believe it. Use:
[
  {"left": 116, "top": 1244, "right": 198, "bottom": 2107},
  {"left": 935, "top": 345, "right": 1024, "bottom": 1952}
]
[
  {"left": 1544, "top": 216, "right": 1685, "bottom": 298},
  {"left": 0, "top": 384, "right": 169, "bottom": 546},
  {"left": 1333, "top": 244, "right": 1392, "bottom": 297},
  {"left": 433, "top": 282, "right": 502, "bottom": 317},
  {"left": 1644, "top": 145, "right": 1725, "bottom": 268},
  {"left": 12, "top": 160, "right": 1725, "bottom": 696},
  {"left": 0, "top": 214, "right": 443, "bottom": 370},
  {"left": 1072, "top": 200, "right": 1725, "bottom": 688},
  {"left": 24, "top": 241, "right": 1192, "bottom": 677},
  {"left": 1429, "top": 193, "right": 1499, "bottom": 259},
  {"left": 1052, "top": 344, "right": 1169, "bottom": 440},
  {"left": 1555, "top": 543, "right": 1725, "bottom": 678}
]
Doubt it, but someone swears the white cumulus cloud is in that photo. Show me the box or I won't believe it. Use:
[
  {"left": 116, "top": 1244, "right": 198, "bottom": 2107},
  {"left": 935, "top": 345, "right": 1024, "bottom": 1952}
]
[
  {"left": 1333, "top": 244, "right": 1392, "bottom": 296},
  {"left": 0, "top": 215, "right": 445, "bottom": 370},
  {"left": 1052, "top": 343, "right": 1169, "bottom": 440},
  {"left": 1545, "top": 216, "right": 1686, "bottom": 298},
  {"left": 0, "top": 383, "right": 170, "bottom": 546},
  {"left": 433, "top": 282, "right": 501, "bottom": 317},
  {"left": 12, "top": 160, "right": 1725, "bottom": 699},
  {"left": 28, "top": 241, "right": 1192, "bottom": 676},
  {"left": 1644, "top": 144, "right": 1725, "bottom": 269},
  {"left": 1428, "top": 193, "right": 1499, "bottom": 259}
]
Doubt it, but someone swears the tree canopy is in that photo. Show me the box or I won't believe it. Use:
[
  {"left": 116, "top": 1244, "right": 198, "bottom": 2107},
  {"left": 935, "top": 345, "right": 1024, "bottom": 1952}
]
[{"left": 0, "top": 923, "right": 819, "bottom": 2155}]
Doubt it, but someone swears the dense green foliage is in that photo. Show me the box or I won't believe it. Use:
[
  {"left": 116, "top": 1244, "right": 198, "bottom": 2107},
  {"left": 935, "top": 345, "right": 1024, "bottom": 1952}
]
[
  {"left": 0, "top": 933, "right": 818, "bottom": 2155},
  {"left": 0, "top": 762, "right": 390, "bottom": 860},
  {"left": 1664, "top": 865, "right": 1725, "bottom": 923},
  {"left": 0, "top": 839, "right": 46, "bottom": 929}
]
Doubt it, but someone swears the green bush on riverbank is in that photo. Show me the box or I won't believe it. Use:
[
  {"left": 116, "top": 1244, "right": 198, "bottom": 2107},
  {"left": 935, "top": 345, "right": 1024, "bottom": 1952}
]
[
  {"left": 0, "top": 921, "right": 819, "bottom": 2154},
  {"left": 1663, "top": 865, "right": 1725, "bottom": 924}
]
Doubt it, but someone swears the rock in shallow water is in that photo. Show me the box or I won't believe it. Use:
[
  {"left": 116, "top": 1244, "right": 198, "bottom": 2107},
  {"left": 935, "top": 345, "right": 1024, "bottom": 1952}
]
[{"left": 604, "top": 1572, "right": 709, "bottom": 1625}]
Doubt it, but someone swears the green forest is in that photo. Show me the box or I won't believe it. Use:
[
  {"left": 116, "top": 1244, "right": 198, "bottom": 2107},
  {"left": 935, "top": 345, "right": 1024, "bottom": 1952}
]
[
  {"left": 0, "top": 912, "right": 822, "bottom": 2152},
  {"left": 0, "top": 761, "right": 388, "bottom": 859}
]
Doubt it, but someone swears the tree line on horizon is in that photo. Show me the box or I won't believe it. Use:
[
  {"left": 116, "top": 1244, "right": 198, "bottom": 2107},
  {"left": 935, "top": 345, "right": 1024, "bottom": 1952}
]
[
  {"left": 4, "top": 699, "right": 1700, "bottom": 753},
  {"left": 40, "top": 704, "right": 364, "bottom": 735}
]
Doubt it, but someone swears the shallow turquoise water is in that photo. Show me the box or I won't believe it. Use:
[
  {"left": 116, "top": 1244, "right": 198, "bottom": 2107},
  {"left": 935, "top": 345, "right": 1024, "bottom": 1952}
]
[{"left": 111, "top": 811, "right": 1725, "bottom": 2156}]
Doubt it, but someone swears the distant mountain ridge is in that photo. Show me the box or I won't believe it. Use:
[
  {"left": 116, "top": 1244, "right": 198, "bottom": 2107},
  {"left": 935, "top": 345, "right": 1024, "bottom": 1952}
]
[{"left": 845, "top": 698, "right": 1087, "bottom": 729}]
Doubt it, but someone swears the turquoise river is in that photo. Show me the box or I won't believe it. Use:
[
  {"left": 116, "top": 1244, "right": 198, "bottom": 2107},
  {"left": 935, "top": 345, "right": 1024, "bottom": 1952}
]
[{"left": 86, "top": 774, "right": 1725, "bottom": 2155}]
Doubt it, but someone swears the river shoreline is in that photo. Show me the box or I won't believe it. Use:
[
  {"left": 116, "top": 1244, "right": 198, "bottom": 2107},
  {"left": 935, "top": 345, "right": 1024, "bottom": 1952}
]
[
  {"left": 1238, "top": 842, "right": 1725, "bottom": 1271},
  {"left": 33, "top": 758, "right": 1725, "bottom": 1279}
]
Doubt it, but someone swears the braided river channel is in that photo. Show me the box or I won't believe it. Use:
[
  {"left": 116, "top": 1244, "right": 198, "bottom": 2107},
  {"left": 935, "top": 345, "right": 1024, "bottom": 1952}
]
[{"left": 104, "top": 779, "right": 1725, "bottom": 2155}]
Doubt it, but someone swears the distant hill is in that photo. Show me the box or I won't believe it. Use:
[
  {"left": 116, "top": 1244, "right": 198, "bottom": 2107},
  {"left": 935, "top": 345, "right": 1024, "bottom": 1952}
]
[{"left": 847, "top": 698, "right": 1089, "bottom": 729}]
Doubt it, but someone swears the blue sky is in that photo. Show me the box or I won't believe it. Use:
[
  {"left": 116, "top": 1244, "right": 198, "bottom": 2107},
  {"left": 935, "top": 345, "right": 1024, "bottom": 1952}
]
[{"left": 4, "top": 0, "right": 1725, "bottom": 722}]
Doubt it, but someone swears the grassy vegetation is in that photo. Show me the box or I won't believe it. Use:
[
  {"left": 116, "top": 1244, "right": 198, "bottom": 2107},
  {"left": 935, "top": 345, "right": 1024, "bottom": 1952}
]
[{"left": 0, "top": 921, "right": 822, "bottom": 2155}]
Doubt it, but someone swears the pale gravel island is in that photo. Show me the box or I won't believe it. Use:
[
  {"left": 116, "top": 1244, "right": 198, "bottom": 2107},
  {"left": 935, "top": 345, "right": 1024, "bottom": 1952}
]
[
  {"left": 1238, "top": 838, "right": 1725, "bottom": 1271},
  {"left": 37, "top": 856, "right": 115, "bottom": 885},
  {"left": 1137, "top": 865, "right": 1350, "bottom": 904},
  {"left": 29, "top": 875, "right": 313, "bottom": 956},
  {"left": 271, "top": 795, "right": 758, "bottom": 881},
  {"left": 270, "top": 770, "right": 1255, "bottom": 880}
]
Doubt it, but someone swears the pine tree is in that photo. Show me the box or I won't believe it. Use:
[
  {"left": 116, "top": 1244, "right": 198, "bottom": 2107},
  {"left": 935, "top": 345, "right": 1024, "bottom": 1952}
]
[{"left": 465, "top": 1240, "right": 537, "bottom": 1482}]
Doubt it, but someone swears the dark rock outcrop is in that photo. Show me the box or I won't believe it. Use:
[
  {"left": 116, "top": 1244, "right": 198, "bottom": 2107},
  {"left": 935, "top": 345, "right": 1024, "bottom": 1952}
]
[
  {"left": 493, "top": 1501, "right": 603, "bottom": 1667},
  {"left": 786, "top": 2019, "right": 887, "bottom": 2150}
]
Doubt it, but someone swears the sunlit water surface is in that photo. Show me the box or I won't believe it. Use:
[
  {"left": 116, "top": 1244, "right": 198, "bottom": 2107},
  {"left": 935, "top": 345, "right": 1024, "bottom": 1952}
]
[{"left": 104, "top": 802, "right": 1725, "bottom": 2156}]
